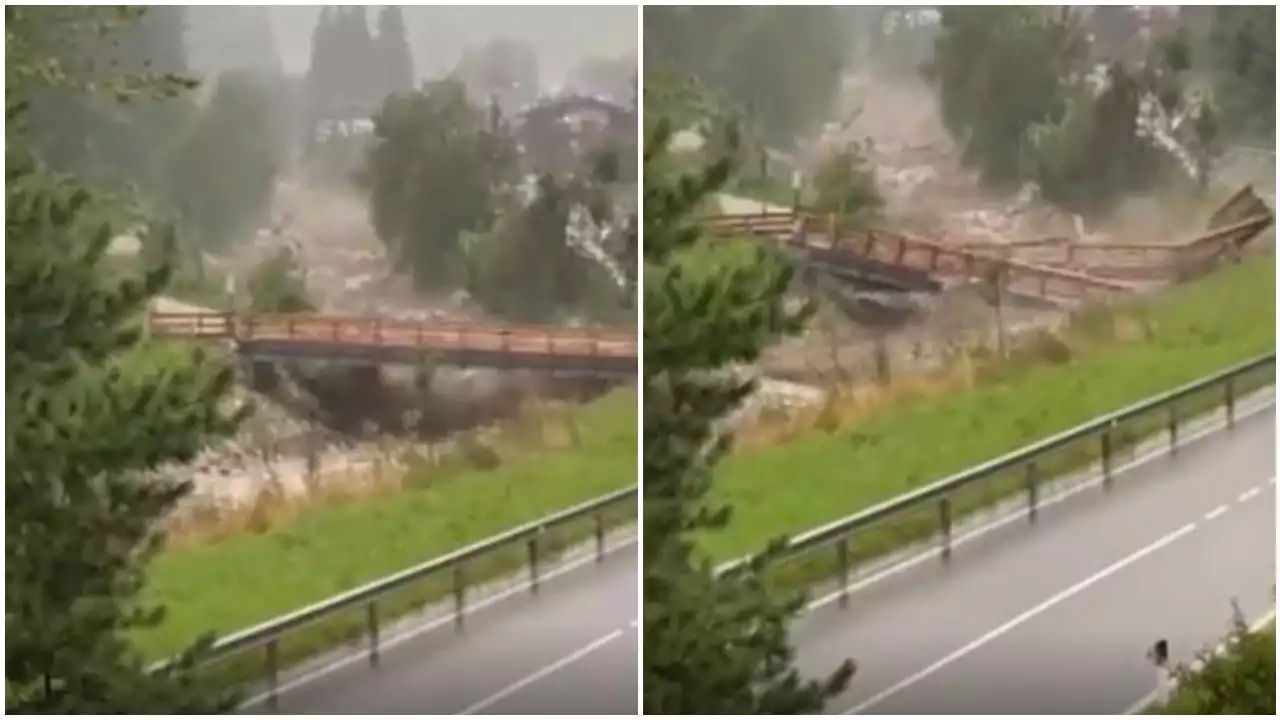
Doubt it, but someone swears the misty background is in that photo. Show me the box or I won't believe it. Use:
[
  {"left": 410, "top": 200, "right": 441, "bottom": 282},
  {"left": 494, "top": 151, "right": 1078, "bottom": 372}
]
[
  {"left": 7, "top": 4, "right": 639, "bottom": 519},
  {"left": 187, "top": 6, "right": 636, "bottom": 90}
]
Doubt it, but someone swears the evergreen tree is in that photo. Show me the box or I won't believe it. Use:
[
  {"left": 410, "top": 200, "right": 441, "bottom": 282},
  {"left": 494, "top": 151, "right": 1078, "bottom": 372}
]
[
  {"left": 363, "top": 79, "right": 516, "bottom": 291},
  {"left": 335, "top": 6, "right": 377, "bottom": 117},
  {"left": 644, "top": 7, "right": 847, "bottom": 148},
  {"left": 303, "top": 6, "right": 339, "bottom": 141},
  {"left": 5, "top": 12, "right": 245, "bottom": 710},
  {"left": 1207, "top": 6, "right": 1275, "bottom": 141},
  {"left": 12, "top": 6, "right": 196, "bottom": 193},
  {"left": 376, "top": 6, "right": 415, "bottom": 100},
  {"left": 641, "top": 99, "right": 855, "bottom": 712},
  {"left": 160, "top": 70, "right": 279, "bottom": 251}
]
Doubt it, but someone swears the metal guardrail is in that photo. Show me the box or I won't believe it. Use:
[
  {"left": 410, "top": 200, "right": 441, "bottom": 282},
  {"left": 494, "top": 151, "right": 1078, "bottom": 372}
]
[
  {"left": 155, "top": 485, "right": 637, "bottom": 708},
  {"left": 716, "top": 353, "right": 1276, "bottom": 591}
]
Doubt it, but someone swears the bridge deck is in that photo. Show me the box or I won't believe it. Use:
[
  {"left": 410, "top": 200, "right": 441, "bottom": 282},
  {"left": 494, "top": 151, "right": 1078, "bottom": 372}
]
[
  {"left": 704, "top": 185, "right": 1273, "bottom": 306},
  {"left": 148, "top": 312, "right": 637, "bottom": 375}
]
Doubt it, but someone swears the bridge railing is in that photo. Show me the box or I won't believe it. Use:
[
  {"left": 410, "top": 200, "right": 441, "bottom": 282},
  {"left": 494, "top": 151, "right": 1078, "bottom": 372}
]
[
  {"left": 705, "top": 185, "right": 1272, "bottom": 290},
  {"left": 151, "top": 485, "right": 637, "bottom": 709},
  {"left": 148, "top": 312, "right": 638, "bottom": 359},
  {"left": 715, "top": 354, "right": 1275, "bottom": 597}
]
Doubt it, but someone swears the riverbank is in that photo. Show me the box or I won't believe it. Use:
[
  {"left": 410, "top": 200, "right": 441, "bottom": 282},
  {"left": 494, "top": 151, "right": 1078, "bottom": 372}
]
[{"left": 141, "top": 386, "right": 637, "bottom": 659}]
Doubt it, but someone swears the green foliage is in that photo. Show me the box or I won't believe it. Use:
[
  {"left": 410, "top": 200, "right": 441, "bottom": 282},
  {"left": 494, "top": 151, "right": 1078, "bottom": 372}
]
[
  {"left": 1158, "top": 612, "right": 1275, "bottom": 715},
  {"left": 641, "top": 69, "right": 727, "bottom": 141},
  {"left": 812, "top": 141, "right": 884, "bottom": 226},
  {"left": 642, "top": 92, "right": 853, "bottom": 712},
  {"left": 375, "top": 6, "right": 415, "bottom": 101},
  {"left": 466, "top": 173, "right": 623, "bottom": 323},
  {"left": 1029, "top": 62, "right": 1169, "bottom": 215},
  {"left": 301, "top": 5, "right": 417, "bottom": 151},
  {"left": 927, "top": 7, "right": 1084, "bottom": 189},
  {"left": 305, "top": 7, "right": 377, "bottom": 128},
  {"left": 5, "top": 149, "right": 243, "bottom": 712},
  {"left": 246, "top": 248, "right": 314, "bottom": 313},
  {"left": 160, "top": 71, "right": 279, "bottom": 251},
  {"left": 700, "top": 257, "right": 1274, "bottom": 562},
  {"left": 5, "top": 12, "right": 247, "bottom": 710},
  {"left": 363, "top": 79, "right": 517, "bottom": 292},
  {"left": 930, "top": 7, "right": 1220, "bottom": 216},
  {"left": 1207, "top": 6, "right": 1275, "bottom": 142},
  {"left": 6, "top": 6, "right": 198, "bottom": 193},
  {"left": 644, "top": 7, "right": 847, "bottom": 147}
]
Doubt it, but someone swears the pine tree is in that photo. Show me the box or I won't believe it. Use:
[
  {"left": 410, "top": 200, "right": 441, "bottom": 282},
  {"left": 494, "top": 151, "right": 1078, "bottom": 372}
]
[
  {"left": 5, "top": 14, "right": 245, "bottom": 712},
  {"left": 304, "top": 7, "right": 338, "bottom": 139},
  {"left": 376, "top": 6, "right": 415, "bottom": 100},
  {"left": 641, "top": 96, "right": 855, "bottom": 712}
]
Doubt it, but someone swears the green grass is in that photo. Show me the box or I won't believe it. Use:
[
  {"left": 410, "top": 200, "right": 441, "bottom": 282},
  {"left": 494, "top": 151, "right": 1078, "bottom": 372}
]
[
  {"left": 704, "top": 258, "right": 1276, "bottom": 564},
  {"left": 142, "top": 387, "right": 637, "bottom": 662}
]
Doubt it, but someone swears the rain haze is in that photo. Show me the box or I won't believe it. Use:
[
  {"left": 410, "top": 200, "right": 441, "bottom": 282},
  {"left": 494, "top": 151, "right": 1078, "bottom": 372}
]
[{"left": 186, "top": 5, "right": 637, "bottom": 88}]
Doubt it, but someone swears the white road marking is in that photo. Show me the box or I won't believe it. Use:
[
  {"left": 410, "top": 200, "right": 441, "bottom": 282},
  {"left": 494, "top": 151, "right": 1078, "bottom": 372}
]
[
  {"left": 1238, "top": 486, "right": 1262, "bottom": 503},
  {"left": 238, "top": 536, "right": 636, "bottom": 709},
  {"left": 805, "top": 397, "right": 1275, "bottom": 614},
  {"left": 630, "top": 619, "right": 638, "bottom": 629},
  {"left": 1122, "top": 607, "right": 1278, "bottom": 715},
  {"left": 457, "top": 629, "right": 624, "bottom": 715},
  {"left": 843, "top": 522, "right": 1199, "bottom": 714},
  {"left": 1204, "top": 504, "right": 1231, "bottom": 521}
]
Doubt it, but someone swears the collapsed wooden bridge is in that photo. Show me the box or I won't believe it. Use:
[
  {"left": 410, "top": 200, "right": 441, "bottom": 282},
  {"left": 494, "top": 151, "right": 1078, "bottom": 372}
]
[{"left": 703, "top": 185, "right": 1273, "bottom": 318}]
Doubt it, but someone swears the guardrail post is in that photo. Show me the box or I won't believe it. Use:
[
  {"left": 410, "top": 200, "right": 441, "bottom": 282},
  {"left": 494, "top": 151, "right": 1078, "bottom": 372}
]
[
  {"left": 453, "top": 565, "right": 466, "bottom": 632},
  {"left": 1225, "top": 378, "right": 1236, "bottom": 428},
  {"left": 836, "top": 538, "right": 851, "bottom": 609},
  {"left": 366, "top": 602, "right": 381, "bottom": 667},
  {"left": 1026, "top": 461, "right": 1040, "bottom": 523},
  {"left": 528, "top": 534, "right": 541, "bottom": 595},
  {"left": 1168, "top": 404, "right": 1179, "bottom": 455},
  {"left": 939, "top": 497, "right": 953, "bottom": 563},
  {"left": 1101, "top": 422, "right": 1114, "bottom": 489},
  {"left": 594, "top": 511, "right": 606, "bottom": 562},
  {"left": 265, "top": 638, "right": 280, "bottom": 711}
]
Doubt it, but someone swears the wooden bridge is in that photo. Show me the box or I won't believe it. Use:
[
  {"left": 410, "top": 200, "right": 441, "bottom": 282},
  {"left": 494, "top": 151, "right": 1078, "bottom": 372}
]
[
  {"left": 148, "top": 311, "right": 637, "bottom": 376},
  {"left": 704, "top": 184, "right": 1273, "bottom": 308}
]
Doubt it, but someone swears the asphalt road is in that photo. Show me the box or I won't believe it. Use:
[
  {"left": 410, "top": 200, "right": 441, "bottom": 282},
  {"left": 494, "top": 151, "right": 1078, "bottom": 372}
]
[
  {"left": 794, "top": 409, "right": 1276, "bottom": 715},
  {"left": 248, "top": 546, "right": 638, "bottom": 715}
]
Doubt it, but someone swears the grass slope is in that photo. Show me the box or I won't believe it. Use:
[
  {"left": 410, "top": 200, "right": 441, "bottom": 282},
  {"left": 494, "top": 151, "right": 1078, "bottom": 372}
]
[
  {"left": 142, "top": 387, "right": 637, "bottom": 659},
  {"left": 705, "top": 258, "right": 1275, "bottom": 561}
]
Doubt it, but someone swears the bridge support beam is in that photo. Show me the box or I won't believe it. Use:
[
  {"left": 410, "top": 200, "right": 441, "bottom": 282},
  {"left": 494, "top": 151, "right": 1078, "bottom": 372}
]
[{"left": 243, "top": 359, "right": 281, "bottom": 394}]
